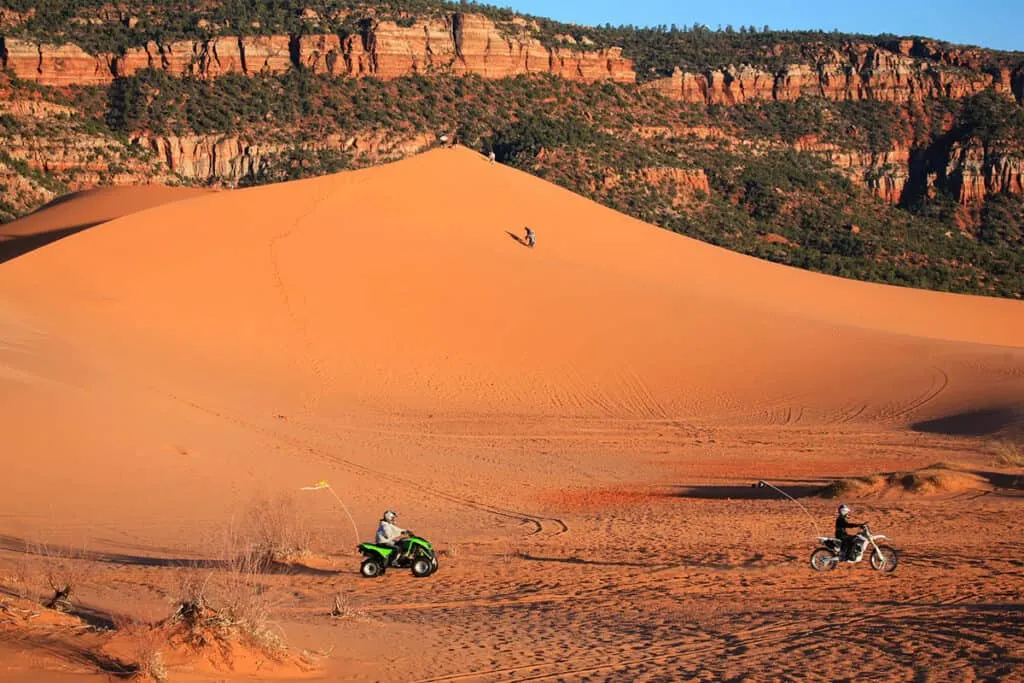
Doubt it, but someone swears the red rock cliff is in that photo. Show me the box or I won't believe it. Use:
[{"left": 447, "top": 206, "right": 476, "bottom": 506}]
[
  {"left": 648, "top": 42, "right": 1003, "bottom": 105},
  {"left": 1, "top": 14, "right": 634, "bottom": 85}
]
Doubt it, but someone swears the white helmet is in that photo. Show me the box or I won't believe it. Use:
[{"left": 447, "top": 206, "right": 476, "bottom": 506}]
[
  {"left": 383, "top": 510, "right": 398, "bottom": 523},
  {"left": 838, "top": 504, "right": 850, "bottom": 517}
]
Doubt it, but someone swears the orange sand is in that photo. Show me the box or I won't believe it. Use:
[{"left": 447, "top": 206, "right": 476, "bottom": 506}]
[{"left": 0, "top": 147, "right": 1021, "bottom": 681}]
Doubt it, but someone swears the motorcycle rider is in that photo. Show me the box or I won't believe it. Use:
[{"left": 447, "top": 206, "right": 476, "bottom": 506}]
[
  {"left": 835, "top": 504, "right": 866, "bottom": 561},
  {"left": 376, "top": 510, "right": 410, "bottom": 565}
]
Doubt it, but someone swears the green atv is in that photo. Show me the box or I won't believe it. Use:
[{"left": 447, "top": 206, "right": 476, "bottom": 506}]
[{"left": 358, "top": 532, "right": 439, "bottom": 578}]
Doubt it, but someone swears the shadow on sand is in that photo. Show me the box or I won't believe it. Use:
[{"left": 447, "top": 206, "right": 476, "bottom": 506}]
[
  {"left": 0, "top": 534, "right": 341, "bottom": 576},
  {"left": 0, "top": 222, "right": 103, "bottom": 265},
  {"left": 505, "top": 230, "right": 532, "bottom": 247},
  {"left": 517, "top": 553, "right": 654, "bottom": 568},
  {"left": 911, "top": 406, "right": 1023, "bottom": 437},
  {"left": 666, "top": 479, "right": 830, "bottom": 500}
]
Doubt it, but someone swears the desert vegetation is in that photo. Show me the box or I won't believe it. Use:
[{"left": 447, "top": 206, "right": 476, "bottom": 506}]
[{"left": 0, "top": 493, "right": 325, "bottom": 680}]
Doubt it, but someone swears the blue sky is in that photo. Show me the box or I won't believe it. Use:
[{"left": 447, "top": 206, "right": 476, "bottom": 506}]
[{"left": 503, "top": 0, "right": 1022, "bottom": 52}]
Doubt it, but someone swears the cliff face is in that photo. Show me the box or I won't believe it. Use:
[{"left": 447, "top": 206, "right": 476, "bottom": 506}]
[
  {"left": 647, "top": 42, "right": 1014, "bottom": 105},
  {"left": 797, "top": 135, "right": 1024, "bottom": 207},
  {"left": 1, "top": 14, "right": 635, "bottom": 85},
  {"left": 131, "top": 130, "right": 437, "bottom": 183},
  {"left": 942, "top": 140, "right": 1024, "bottom": 203},
  {"left": 796, "top": 139, "right": 913, "bottom": 204}
]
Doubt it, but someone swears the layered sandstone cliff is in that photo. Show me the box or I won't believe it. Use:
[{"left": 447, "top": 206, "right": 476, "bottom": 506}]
[
  {"left": 130, "top": 130, "right": 436, "bottom": 183},
  {"left": 797, "top": 136, "right": 1024, "bottom": 206},
  {"left": 647, "top": 42, "right": 1020, "bottom": 105},
  {"left": 0, "top": 14, "right": 635, "bottom": 85},
  {"left": 942, "top": 139, "right": 1024, "bottom": 203}
]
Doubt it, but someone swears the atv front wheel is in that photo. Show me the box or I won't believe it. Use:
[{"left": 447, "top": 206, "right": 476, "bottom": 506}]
[
  {"left": 411, "top": 557, "right": 433, "bottom": 578},
  {"left": 360, "top": 558, "right": 385, "bottom": 578},
  {"left": 810, "top": 548, "right": 838, "bottom": 571}
]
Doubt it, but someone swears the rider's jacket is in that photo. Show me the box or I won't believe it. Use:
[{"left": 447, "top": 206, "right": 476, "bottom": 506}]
[
  {"left": 376, "top": 520, "right": 406, "bottom": 545},
  {"left": 835, "top": 515, "right": 862, "bottom": 539}
]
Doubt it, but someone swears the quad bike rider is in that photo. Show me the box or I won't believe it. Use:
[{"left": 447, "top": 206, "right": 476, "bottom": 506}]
[
  {"left": 376, "top": 510, "right": 408, "bottom": 563},
  {"left": 358, "top": 510, "right": 439, "bottom": 578}
]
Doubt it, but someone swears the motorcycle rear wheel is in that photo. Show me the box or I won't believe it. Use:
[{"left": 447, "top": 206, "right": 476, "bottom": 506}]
[
  {"left": 810, "top": 548, "right": 838, "bottom": 571},
  {"left": 870, "top": 545, "right": 898, "bottom": 572}
]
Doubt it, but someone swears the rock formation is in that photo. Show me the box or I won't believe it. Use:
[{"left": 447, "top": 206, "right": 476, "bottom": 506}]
[
  {"left": 0, "top": 14, "right": 635, "bottom": 86},
  {"left": 647, "top": 42, "right": 1004, "bottom": 105}
]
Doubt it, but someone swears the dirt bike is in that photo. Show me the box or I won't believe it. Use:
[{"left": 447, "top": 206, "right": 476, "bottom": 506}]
[
  {"left": 810, "top": 523, "right": 898, "bottom": 572},
  {"left": 358, "top": 531, "right": 439, "bottom": 579}
]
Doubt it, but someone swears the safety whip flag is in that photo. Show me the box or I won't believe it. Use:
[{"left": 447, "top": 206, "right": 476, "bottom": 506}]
[{"left": 302, "top": 479, "right": 360, "bottom": 547}]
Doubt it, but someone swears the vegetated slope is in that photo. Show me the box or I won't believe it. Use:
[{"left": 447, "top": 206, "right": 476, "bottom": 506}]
[{"left": 0, "top": 1, "right": 1022, "bottom": 297}]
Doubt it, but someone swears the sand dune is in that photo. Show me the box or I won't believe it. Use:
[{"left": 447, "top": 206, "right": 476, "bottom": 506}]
[
  {"left": 1, "top": 146, "right": 1022, "bottom": 682},
  {"left": 1, "top": 147, "right": 1020, "bottom": 422},
  {"left": 0, "top": 186, "right": 209, "bottom": 240},
  {"left": 0, "top": 145, "right": 1019, "bottom": 531}
]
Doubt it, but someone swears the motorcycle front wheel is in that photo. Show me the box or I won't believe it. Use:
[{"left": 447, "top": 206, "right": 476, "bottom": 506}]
[
  {"left": 870, "top": 545, "right": 898, "bottom": 572},
  {"left": 810, "top": 548, "right": 839, "bottom": 571}
]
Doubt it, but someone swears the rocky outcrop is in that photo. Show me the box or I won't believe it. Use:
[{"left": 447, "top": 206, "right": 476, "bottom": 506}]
[
  {"left": 797, "top": 139, "right": 912, "bottom": 203},
  {"left": 648, "top": 42, "right": 999, "bottom": 105},
  {"left": 0, "top": 13, "right": 634, "bottom": 85},
  {"left": 131, "top": 131, "right": 437, "bottom": 183},
  {"left": 135, "top": 135, "right": 265, "bottom": 179},
  {"left": 798, "top": 134, "right": 1024, "bottom": 206},
  {"left": 641, "top": 167, "right": 710, "bottom": 203},
  {"left": 1, "top": 38, "right": 116, "bottom": 86},
  {"left": 240, "top": 35, "right": 293, "bottom": 75},
  {"left": 1, "top": 38, "right": 40, "bottom": 79},
  {"left": 297, "top": 34, "right": 343, "bottom": 74},
  {"left": 944, "top": 140, "right": 1024, "bottom": 203}
]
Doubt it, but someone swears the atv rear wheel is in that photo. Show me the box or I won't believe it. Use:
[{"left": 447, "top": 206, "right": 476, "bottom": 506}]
[
  {"left": 360, "top": 558, "right": 385, "bottom": 578},
  {"left": 810, "top": 548, "right": 838, "bottom": 571},
  {"left": 411, "top": 557, "right": 433, "bottom": 578}
]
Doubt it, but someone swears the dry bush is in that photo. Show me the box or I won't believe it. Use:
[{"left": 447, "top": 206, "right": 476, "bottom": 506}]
[
  {"left": 221, "top": 546, "right": 280, "bottom": 652},
  {"left": 330, "top": 592, "right": 359, "bottom": 619},
  {"left": 169, "top": 565, "right": 212, "bottom": 628},
  {"left": 114, "top": 616, "right": 168, "bottom": 682},
  {"left": 499, "top": 539, "right": 520, "bottom": 565},
  {"left": 160, "top": 495, "right": 310, "bottom": 660},
  {"left": 169, "top": 525, "right": 285, "bottom": 657},
  {"left": 994, "top": 440, "right": 1024, "bottom": 467},
  {"left": 238, "top": 493, "right": 313, "bottom": 564},
  {"left": 2, "top": 554, "right": 33, "bottom": 601},
  {"left": 33, "top": 542, "right": 86, "bottom": 612},
  {"left": 444, "top": 541, "right": 460, "bottom": 560}
]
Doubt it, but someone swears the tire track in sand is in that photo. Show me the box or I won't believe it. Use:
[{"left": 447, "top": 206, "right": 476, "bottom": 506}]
[{"left": 159, "top": 393, "right": 568, "bottom": 538}]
